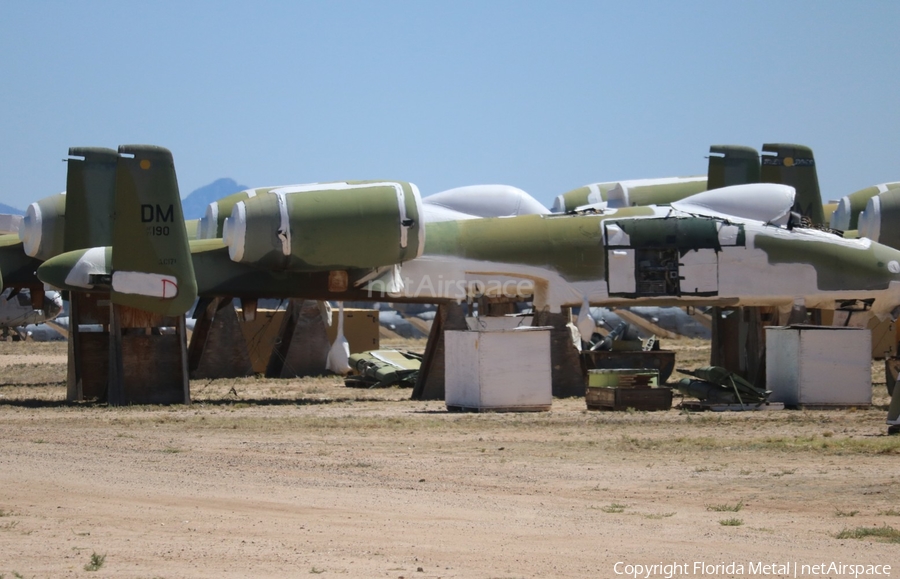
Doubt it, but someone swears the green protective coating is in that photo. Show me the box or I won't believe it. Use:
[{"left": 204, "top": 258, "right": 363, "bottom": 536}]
[
  {"left": 0, "top": 236, "right": 43, "bottom": 289},
  {"left": 844, "top": 183, "right": 900, "bottom": 231},
  {"left": 760, "top": 143, "right": 825, "bottom": 225},
  {"left": 111, "top": 145, "right": 197, "bottom": 316},
  {"left": 873, "top": 189, "right": 900, "bottom": 251},
  {"left": 611, "top": 216, "right": 734, "bottom": 252},
  {"left": 36, "top": 247, "right": 111, "bottom": 292},
  {"left": 237, "top": 181, "right": 423, "bottom": 271},
  {"left": 64, "top": 147, "right": 118, "bottom": 252},
  {"left": 754, "top": 233, "right": 900, "bottom": 292},
  {"left": 184, "top": 219, "right": 199, "bottom": 240},
  {"left": 555, "top": 182, "right": 618, "bottom": 212},
  {"left": 622, "top": 179, "right": 707, "bottom": 207},
  {"left": 188, "top": 241, "right": 377, "bottom": 300},
  {"left": 285, "top": 181, "right": 422, "bottom": 270},
  {"left": 707, "top": 145, "right": 760, "bottom": 190},
  {"left": 424, "top": 213, "right": 612, "bottom": 281},
  {"left": 236, "top": 193, "right": 286, "bottom": 269},
  {"left": 27, "top": 193, "right": 67, "bottom": 261}
]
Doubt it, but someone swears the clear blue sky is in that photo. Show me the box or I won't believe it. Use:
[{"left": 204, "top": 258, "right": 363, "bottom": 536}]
[{"left": 1, "top": 1, "right": 898, "bottom": 210}]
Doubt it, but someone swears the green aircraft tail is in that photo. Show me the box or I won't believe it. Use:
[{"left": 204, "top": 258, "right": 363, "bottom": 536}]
[
  {"left": 109, "top": 145, "right": 197, "bottom": 316},
  {"left": 64, "top": 147, "right": 118, "bottom": 251},
  {"left": 760, "top": 143, "right": 825, "bottom": 225},
  {"left": 707, "top": 145, "right": 760, "bottom": 189}
]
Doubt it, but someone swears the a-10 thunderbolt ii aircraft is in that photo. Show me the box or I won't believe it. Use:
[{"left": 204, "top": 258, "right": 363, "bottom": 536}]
[
  {"left": 23, "top": 144, "right": 900, "bottom": 426},
  {"left": 29, "top": 146, "right": 900, "bottom": 321}
]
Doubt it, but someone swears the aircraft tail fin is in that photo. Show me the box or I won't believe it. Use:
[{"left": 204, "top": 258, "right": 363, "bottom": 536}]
[
  {"left": 64, "top": 147, "right": 118, "bottom": 251},
  {"left": 760, "top": 143, "right": 825, "bottom": 225},
  {"left": 707, "top": 145, "right": 760, "bottom": 189},
  {"left": 110, "top": 145, "right": 197, "bottom": 316}
]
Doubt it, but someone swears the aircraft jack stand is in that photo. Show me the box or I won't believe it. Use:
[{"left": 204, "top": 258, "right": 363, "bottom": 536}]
[
  {"left": 265, "top": 299, "right": 331, "bottom": 378},
  {"left": 187, "top": 297, "right": 253, "bottom": 379},
  {"left": 67, "top": 293, "right": 190, "bottom": 405}
]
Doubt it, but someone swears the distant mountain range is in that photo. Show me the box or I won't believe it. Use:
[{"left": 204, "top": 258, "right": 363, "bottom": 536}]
[
  {"left": 181, "top": 178, "right": 249, "bottom": 219},
  {"left": 0, "top": 178, "right": 248, "bottom": 219},
  {"left": 0, "top": 203, "right": 23, "bottom": 215}
]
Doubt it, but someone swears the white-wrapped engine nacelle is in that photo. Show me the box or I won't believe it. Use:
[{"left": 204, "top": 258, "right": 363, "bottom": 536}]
[
  {"left": 19, "top": 192, "right": 66, "bottom": 261},
  {"left": 859, "top": 189, "right": 900, "bottom": 250},
  {"left": 222, "top": 181, "right": 425, "bottom": 271},
  {"left": 831, "top": 182, "right": 900, "bottom": 231},
  {"left": 198, "top": 188, "right": 274, "bottom": 240}
]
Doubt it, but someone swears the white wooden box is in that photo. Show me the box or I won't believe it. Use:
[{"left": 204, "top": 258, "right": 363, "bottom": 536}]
[
  {"left": 445, "top": 327, "right": 552, "bottom": 411},
  {"left": 766, "top": 326, "right": 871, "bottom": 407}
]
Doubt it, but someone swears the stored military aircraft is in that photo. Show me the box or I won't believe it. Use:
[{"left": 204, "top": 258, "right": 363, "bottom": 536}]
[
  {"left": 29, "top": 144, "right": 900, "bottom": 319},
  {"left": 20, "top": 144, "right": 900, "bottom": 429}
]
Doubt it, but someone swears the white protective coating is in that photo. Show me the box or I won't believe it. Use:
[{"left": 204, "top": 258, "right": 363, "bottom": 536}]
[
  {"left": 222, "top": 201, "right": 247, "bottom": 262},
  {"left": 198, "top": 203, "right": 218, "bottom": 240},
  {"left": 717, "top": 224, "right": 742, "bottom": 245},
  {"left": 20, "top": 201, "right": 44, "bottom": 258},
  {"left": 607, "top": 249, "right": 636, "bottom": 294},
  {"left": 199, "top": 189, "right": 259, "bottom": 240},
  {"left": 830, "top": 196, "right": 853, "bottom": 230},
  {"left": 275, "top": 191, "right": 290, "bottom": 256},
  {"left": 679, "top": 249, "right": 718, "bottom": 294},
  {"left": 831, "top": 183, "right": 896, "bottom": 231},
  {"left": 858, "top": 195, "right": 882, "bottom": 242},
  {"left": 671, "top": 183, "right": 795, "bottom": 227},
  {"left": 112, "top": 271, "right": 179, "bottom": 299},
  {"left": 606, "top": 176, "right": 706, "bottom": 208},
  {"left": 585, "top": 182, "right": 612, "bottom": 206},
  {"left": 63, "top": 247, "right": 109, "bottom": 289},
  {"left": 604, "top": 223, "right": 630, "bottom": 247},
  {"left": 575, "top": 296, "right": 596, "bottom": 340},
  {"left": 409, "top": 183, "right": 426, "bottom": 258},
  {"left": 421, "top": 185, "right": 549, "bottom": 224}
]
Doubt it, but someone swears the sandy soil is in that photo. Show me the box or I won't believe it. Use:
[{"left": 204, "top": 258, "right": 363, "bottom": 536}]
[{"left": 0, "top": 339, "right": 898, "bottom": 579}]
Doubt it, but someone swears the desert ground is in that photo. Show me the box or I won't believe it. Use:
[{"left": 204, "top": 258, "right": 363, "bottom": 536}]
[{"left": 0, "top": 338, "right": 898, "bottom": 579}]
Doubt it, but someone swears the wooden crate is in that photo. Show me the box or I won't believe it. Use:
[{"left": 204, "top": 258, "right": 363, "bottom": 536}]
[{"left": 586, "top": 386, "right": 673, "bottom": 411}]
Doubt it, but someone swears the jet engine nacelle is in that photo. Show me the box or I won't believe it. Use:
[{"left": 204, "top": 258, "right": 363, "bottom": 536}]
[
  {"left": 859, "top": 189, "right": 900, "bottom": 250},
  {"left": 222, "top": 181, "right": 425, "bottom": 271},
  {"left": 198, "top": 189, "right": 271, "bottom": 240},
  {"left": 19, "top": 192, "right": 66, "bottom": 261}
]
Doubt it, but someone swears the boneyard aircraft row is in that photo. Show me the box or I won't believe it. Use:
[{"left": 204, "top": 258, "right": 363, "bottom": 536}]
[{"left": 4, "top": 143, "right": 900, "bottom": 427}]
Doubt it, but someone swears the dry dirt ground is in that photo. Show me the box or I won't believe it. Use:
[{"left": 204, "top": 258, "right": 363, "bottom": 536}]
[{"left": 0, "top": 339, "right": 898, "bottom": 579}]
